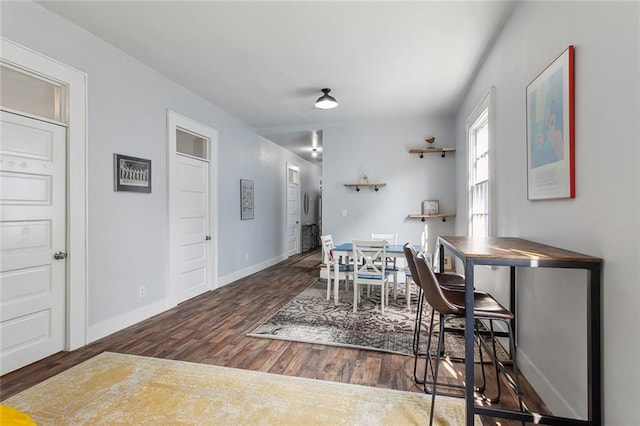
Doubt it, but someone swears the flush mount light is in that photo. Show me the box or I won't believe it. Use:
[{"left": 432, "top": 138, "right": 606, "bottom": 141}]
[{"left": 315, "top": 88, "right": 338, "bottom": 110}]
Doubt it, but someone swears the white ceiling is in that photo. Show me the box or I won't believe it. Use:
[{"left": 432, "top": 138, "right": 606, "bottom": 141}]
[{"left": 37, "top": 1, "right": 515, "bottom": 163}]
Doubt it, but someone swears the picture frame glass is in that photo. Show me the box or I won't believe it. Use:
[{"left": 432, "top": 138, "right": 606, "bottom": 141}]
[
  {"left": 526, "top": 46, "right": 575, "bottom": 200},
  {"left": 114, "top": 154, "right": 151, "bottom": 193},
  {"left": 240, "top": 179, "right": 254, "bottom": 220}
]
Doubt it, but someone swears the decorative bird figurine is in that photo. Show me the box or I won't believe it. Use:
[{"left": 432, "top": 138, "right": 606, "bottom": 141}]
[{"left": 425, "top": 137, "right": 436, "bottom": 148}]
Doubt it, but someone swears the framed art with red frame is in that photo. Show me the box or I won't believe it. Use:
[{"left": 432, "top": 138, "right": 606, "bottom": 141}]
[{"left": 526, "top": 45, "right": 575, "bottom": 200}]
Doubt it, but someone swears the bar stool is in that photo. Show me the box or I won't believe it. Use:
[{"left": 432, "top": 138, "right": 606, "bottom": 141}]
[
  {"left": 413, "top": 253, "right": 524, "bottom": 425},
  {"left": 403, "top": 243, "right": 466, "bottom": 387}
]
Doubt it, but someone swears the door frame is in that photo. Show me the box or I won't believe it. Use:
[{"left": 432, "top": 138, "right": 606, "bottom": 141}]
[
  {"left": 1, "top": 37, "right": 88, "bottom": 350},
  {"left": 286, "top": 162, "right": 301, "bottom": 257},
  {"left": 167, "top": 110, "right": 218, "bottom": 306}
]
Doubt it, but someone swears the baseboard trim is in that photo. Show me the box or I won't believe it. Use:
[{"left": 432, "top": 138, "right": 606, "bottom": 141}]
[
  {"left": 87, "top": 254, "right": 288, "bottom": 343},
  {"left": 87, "top": 299, "right": 169, "bottom": 343},
  {"left": 217, "top": 254, "right": 288, "bottom": 288},
  {"left": 518, "top": 349, "right": 580, "bottom": 418}
]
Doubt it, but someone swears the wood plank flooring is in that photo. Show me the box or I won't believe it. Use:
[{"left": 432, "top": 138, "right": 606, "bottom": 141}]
[{"left": 1, "top": 249, "right": 551, "bottom": 425}]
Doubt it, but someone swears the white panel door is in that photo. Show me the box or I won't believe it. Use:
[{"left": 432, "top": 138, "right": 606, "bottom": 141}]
[
  {"left": 0, "top": 111, "right": 66, "bottom": 374},
  {"left": 286, "top": 166, "right": 300, "bottom": 257},
  {"left": 175, "top": 154, "right": 209, "bottom": 304}
]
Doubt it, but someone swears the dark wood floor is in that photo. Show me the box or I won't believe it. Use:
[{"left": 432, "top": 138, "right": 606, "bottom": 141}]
[{"left": 1, "top": 249, "right": 551, "bottom": 424}]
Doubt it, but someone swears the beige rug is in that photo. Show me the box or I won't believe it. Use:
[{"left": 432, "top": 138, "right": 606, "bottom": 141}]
[{"left": 3, "top": 352, "right": 480, "bottom": 425}]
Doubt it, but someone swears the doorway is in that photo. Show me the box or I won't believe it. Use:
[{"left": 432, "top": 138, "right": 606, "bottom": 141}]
[
  {"left": 0, "top": 111, "right": 67, "bottom": 374},
  {"left": 167, "top": 111, "right": 218, "bottom": 305},
  {"left": 286, "top": 163, "right": 300, "bottom": 257},
  {"left": 0, "top": 38, "right": 88, "bottom": 373}
]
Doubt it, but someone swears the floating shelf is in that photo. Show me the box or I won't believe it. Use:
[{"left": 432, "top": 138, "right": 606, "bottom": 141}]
[
  {"left": 409, "top": 147, "right": 456, "bottom": 158},
  {"left": 344, "top": 183, "right": 386, "bottom": 192},
  {"left": 407, "top": 213, "right": 456, "bottom": 222}
]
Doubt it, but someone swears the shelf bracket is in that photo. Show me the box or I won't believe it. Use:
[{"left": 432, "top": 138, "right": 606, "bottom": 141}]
[
  {"left": 374, "top": 186, "right": 379, "bottom": 191},
  {"left": 441, "top": 217, "right": 447, "bottom": 222},
  {"left": 441, "top": 152, "right": 446, "bottom": 158},
  {"left": 419, "top": 153, "right": 424, "bottom": 159},
  {"left": 421, "top": 217, "right": 426, "bottom": 222},
  {"left": 355, "top": 186, "right": 360, "bottom": 192}
]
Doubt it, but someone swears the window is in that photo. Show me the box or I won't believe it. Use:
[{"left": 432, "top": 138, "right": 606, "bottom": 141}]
[
  {"left": 467, "top": 88, "right": 494, "bottom": 237},
  {"left": 0, "top": 64, "right": 64, "bottom": 122},
  {"left": 176, "top": 128, "right": 209, "bottom": 160}
]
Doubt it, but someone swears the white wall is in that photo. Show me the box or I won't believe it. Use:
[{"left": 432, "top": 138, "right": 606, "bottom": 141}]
[
  {"left": 322, "top": 116, "right": 456, "bottom": 254},
  {"left": 1, "top": 1, "right": 320, "bottom": 340},
  {"left": 454, "top": 1, "right": 639, "bottom": 422}
]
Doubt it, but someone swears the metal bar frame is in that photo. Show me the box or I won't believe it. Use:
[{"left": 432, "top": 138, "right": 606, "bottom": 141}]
[{"left": 438, "top": 240, "right": 602, "bottom": 426}]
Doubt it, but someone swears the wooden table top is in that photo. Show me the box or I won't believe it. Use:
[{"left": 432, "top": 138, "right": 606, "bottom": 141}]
[{"left": 438, "top": 236, "right": 602, "bottom": 264}]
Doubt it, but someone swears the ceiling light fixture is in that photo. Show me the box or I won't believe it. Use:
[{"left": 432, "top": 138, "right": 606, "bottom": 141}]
[{"left": 315, "top": 88, "right": 338, "bottom": 110}]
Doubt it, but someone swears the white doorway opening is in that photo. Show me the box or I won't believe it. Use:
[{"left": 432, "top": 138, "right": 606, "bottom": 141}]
[
  {"left": 167, "top": 110, "right": 218, "bottom": 306},
  {"left": 0, "top": 38, "right": 88, "bottom": 363},
  {"left": 286, "top": 163, "right": 300, "bottom": 257}
]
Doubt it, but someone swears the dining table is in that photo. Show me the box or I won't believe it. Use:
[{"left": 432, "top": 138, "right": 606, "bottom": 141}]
[
  {"left": 436, "top": 236, "right": 602, "bottom": 426},
  {"left": 330, "top": 242, "right": 422, "bottom": 305}
]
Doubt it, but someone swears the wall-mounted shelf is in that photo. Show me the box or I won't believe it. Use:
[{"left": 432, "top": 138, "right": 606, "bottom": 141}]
[
  {"left": 408, "top": 213, "right": 456, "bottom": 222},
  {"left": 344, "top": 183, "right": 386, "bottom": 192},
  {"left": 409, "top": 147, "right": 456, "bottom": 158}
]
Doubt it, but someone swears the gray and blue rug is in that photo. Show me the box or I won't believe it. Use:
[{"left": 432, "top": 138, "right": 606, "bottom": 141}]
[{"left": 248, "top": 280, "right": 481, "bottom": 358}]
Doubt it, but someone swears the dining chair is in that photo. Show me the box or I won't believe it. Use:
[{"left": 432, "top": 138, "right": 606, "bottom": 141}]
[
  {"left": 351, "top": 240, "right": 389, "bottom": 313},
  {"left": 414, "top": 252, "right": 524, "bottom": 425},
  {"left": 370, "top": 233, "right": 401, "bottom": 300},
  {"left": 320, "top": 234, "right": 353, "bottom": 301}
]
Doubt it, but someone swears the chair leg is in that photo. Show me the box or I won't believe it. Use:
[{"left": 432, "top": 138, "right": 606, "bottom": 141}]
[
  {"left": 477, "top": 319, "right": 524, "bottom": 410},
  {"left": 429, "top": 317, "right": 446, "bottom": 426},
  {"left": 506, "top": 321, "right": 525, "bottom": 413},
  {"left": 412, "top": 289, "right": 424, "bottom": 355},
  {"left": 393, "top": 272, "right": 398, "bottom": 300},
  {"left": 422, "top": 315, "right": 485, "bottom": 398},
  {"left": 412, "top": 326, "right": 422, "bottom": 379},
  {"left": 413, "top": 292, "right": 432, "bottom": 384},
  {"left": 474, "top": 320, "right": 487, "bottom": 394},
  {"left": 352, "top": 282, "right": 358, "bottom": 313},
  {"left": 422, "top": 311, "right": 438, "bottom": 389},
  {"left": 489, "top": 320, "right": 503, "bottom": 403}
]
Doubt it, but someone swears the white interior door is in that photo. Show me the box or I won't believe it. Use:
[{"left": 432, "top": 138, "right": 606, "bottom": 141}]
[
  {"left": 286, "top": 165, "right": 300, "bottom": 257},
  {"left": 0, "top": 111, "right": 66, "bottom": 374},
  {"left": 175, "top": 154, "right": 210, "bottom": 304},
  {"left": 168, "top": 111, "right": 217, "bottom": 307}
]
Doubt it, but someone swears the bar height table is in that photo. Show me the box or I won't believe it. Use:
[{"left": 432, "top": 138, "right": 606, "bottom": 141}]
[{"left": 436, "top": 236, "right": 602, "bottom": 426}]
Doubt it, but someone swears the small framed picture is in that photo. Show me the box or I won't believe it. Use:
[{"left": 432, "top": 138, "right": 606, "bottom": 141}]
[
  {"left": 422, "top": 200, "right": 439, "bottom": 215},
  {"left": 240, "top": 179, "right": 254, "bottom": 220},
  {"left": 114, "top": 154, "right": 151, "bottom": 193}
]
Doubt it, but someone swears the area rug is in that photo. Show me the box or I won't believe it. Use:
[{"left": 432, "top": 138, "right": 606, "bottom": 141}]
[
  {"left": 249, "top": 280, "right": 506, "bottom": 361},
  {"left": 2, "top": 352, "right": 481, "bottom": 425}
]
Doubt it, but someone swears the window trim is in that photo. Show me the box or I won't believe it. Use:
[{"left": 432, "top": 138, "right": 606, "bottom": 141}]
[{"left": 466, "top": 87, "right": 495, "bottom": 237}]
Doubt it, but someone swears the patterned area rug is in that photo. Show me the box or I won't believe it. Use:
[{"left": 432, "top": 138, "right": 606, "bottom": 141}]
[
  {"left": 249, "top": 280, "right": 503, "bottom": 360},
  {"left": 2, "top": 352, "right": 481, "bottom": 425}
]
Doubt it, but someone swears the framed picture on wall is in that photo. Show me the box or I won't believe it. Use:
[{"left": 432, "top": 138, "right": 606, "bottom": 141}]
[
  {"left": 526, "top": 45, "right": 575, "bottom": 200},
  {"left": 422, "top": 200, "right": 439, "bottom": 215},
  {"left": 240, "top": 179, "right": 254, "bottom": 220},
  {"left": 114, "top": 154, "right": 151, "bottom": 193}
]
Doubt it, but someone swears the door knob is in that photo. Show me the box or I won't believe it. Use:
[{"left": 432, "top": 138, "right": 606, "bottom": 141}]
[
  {"left": 205, "top": 235, "right": 212, "bottom": 241},
  {"left": 54, "top": 251, "right": 68, "bottom": 260}
]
